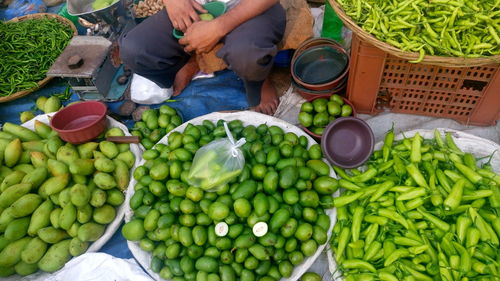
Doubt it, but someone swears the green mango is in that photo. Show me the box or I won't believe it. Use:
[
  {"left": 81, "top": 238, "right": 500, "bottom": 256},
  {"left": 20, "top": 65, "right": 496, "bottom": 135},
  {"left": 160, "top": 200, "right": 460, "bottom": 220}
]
[
  {"left": 56, "top": 145, "right": 79, "bottom": 166},
  {"left": 10, "top": 193, "right": 43, "bottom": 218},
  {"left": 47, "top": 159, "right": 69, "bottom": 176},
  {"left": 4, "top": 217, "right": 30, "bottom": 241},
  {"left": 116, "top": 151, "right": 136, "bottom": 169},
  {"left": 93, "top": 172, "right": 117, "bottom": 190},
  {"left": 37, "top": 227, "right": 69, "bottom": 244},
  {"left": 4, "top": 138, "right": 22, "bottom": 167},
  {"left": 14, "top": 260, "right": 39, "bottom": 276},
  {"left": 49, "top": 208, "right": 62, "bottom": 229},
  {"left": 59, "top": 203, "right": 77, "bottom": 230},
  {"left": 99, "top": 141, "right": 119, "bottom": 159},
  {"left": 22, "top": 166, "right": 48, "bottom": 191},
  {"left": 0, "top": 183, "right": 31, "bottom": 208},
  {"left": 34, "top": 120, "right": 53, "bottom": 139},
  {"left": 37, "top": 239, "right": 72, "bottom": 272},
  {"left": 105, "top": 128, "right": 125, "bottom": 137},
  {"left": 43, "top": 96, "right": 61, "bottom": 114},
  {"left": 77, "top": 142, "right": 99, "bottom": 159},
  {"left": 0, "top": 170, "right": 26, "bottom": 192},
  {"left": 69, "top": 159, "right": 95, "bottom": 176},
  {"left": 67, "top": 222, "right": 81, "bottom": 238},
  {"left": 22, "top": 141, "right": 46, "bottom": 153},
  {"left": 21, "top": 237, "right": 47, "bottom": 264},
  {"left": 30, "top": 151, "right": 48, "bottom": 168},
  {"left": 114, "top": 159, "right": 129, "bottom": 191},
  {"left": 0, "top": 236, "right": 31, "bottom": 267},
  {"left": 94, "top": 157, "right": 115, "bottom": 172},
  {"left": 39, "top": 174, "right": 70, "bottom": 198},
  {"left": 13, "top": 163, "right": 34, "bottom": 174},
  {"left": 69, "top": 237, "right": 88, "bottom": 257},
  {"left": 78, "top": 222, "right": 105, "bottom": 242},
  {"left": 28, "top": 199, "right": 53, "bottom": 236},
  {"left": 70, "top": 184, "right": 91, "bottom": 207}
]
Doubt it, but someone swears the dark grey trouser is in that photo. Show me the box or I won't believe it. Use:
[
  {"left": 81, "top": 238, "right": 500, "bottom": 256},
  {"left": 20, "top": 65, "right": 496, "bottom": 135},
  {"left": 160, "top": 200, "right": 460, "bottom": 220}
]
[{"left": 119, "top": 3, "right": 286, "bottom": 106}]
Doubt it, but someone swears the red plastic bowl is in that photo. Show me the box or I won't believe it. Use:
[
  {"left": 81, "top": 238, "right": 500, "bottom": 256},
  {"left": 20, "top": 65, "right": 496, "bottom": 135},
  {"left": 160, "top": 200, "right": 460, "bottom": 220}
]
[
  {"left": 50, "top": 101, "right": 107, "bottom": 144},
  {"left": 321, "top": 117, "right": 374, "bottom": 169},
  {"left": 301, "top": 96, "right": 357, "bottom": 142}
]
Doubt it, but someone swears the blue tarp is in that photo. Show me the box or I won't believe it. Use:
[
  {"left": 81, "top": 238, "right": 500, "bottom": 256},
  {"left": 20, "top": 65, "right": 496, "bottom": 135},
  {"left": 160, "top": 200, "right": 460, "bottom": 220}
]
[{"left": 0, "top": 70, "right": 248, "bottom": 126}]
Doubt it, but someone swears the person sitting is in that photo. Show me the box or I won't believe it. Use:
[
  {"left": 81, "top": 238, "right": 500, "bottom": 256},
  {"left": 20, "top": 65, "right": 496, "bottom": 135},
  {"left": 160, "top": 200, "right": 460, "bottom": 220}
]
[{"left": 119, "top": 0, "right": 286, "bottom": 115}]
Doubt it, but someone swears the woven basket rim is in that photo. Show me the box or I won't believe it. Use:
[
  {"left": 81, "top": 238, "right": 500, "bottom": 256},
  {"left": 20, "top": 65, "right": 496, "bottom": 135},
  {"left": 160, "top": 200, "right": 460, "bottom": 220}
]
[
  {"left": 328, "top": 0, "right": 500, "bottom": 67},
  {"left": 0, "top": 13, "right": 77, "bottom": 103}
]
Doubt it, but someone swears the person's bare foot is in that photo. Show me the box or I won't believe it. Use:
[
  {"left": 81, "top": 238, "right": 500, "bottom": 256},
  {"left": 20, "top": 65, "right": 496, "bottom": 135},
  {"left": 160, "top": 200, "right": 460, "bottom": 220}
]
[
  {"left": 252, "top": 78, "right": 279, "bottom": 115},
  {"left": 173, "top": 56, "right": 199, "bottom": 96}
]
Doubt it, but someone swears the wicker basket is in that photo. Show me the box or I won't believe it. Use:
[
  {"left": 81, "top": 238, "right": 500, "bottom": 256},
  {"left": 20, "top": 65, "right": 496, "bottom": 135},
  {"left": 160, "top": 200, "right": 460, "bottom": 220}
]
[
  {"left": 0, "top": 13, "right": 77, "bottom": 103},
  {"left": 328, "top": 0, "right": 500, "bottom": 67}
]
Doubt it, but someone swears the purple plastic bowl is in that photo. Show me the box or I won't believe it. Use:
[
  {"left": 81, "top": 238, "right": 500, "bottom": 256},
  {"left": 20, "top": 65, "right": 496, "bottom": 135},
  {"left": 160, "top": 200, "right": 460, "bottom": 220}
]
[{"left": 320, "top": 117, "right": 374, "bottom": 169}]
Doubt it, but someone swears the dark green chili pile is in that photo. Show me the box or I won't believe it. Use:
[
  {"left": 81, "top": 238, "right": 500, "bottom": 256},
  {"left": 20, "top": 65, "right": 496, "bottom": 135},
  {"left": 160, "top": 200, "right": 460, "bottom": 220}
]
[
  {"left": 337, "top": 0, "right": 500, "bottom": 61},
  {"left": 0, "top": 16, "right": 73, "bottom": 97}
]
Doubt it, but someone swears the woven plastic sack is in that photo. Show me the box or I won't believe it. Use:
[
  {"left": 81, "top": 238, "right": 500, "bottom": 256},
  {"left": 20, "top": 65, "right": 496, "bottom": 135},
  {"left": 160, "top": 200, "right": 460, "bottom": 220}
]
[{"left": 187, "top": 122, "right": 246, "bottom": 191}]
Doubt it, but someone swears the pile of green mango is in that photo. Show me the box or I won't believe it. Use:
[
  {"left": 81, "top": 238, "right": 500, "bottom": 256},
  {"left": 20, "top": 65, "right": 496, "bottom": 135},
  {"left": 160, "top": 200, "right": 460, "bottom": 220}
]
[
  {"left": 131, "top": 105, "right": 183, "bottom": 149},
  {"left": 0, "top": 121, "right": 136, "bottom": 277},
  {"left": 92, "top": 0, "right": 118, "bottom": 10}
]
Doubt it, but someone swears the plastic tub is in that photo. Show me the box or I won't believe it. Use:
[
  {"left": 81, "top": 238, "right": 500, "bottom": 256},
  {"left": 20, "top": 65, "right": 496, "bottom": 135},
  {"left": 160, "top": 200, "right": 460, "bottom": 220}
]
[{"left": 50, "top": 101, "right": 107, "bottom": 144}]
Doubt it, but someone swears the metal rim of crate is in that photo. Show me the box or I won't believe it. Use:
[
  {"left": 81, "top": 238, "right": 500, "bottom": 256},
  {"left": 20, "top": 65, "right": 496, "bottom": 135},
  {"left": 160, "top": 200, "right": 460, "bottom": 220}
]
[{"left": 329, "top": 0, "right": 500, "bottom": 67}]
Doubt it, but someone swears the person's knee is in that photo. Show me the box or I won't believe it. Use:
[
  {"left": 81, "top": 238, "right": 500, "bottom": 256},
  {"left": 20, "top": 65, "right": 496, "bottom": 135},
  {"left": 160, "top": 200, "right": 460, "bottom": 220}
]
[
  {"left": 222, "top": 42, "right": 277, "bottom": 81},
  {"left": 119, "top": 32, "right": 143, "bottom": 72}
]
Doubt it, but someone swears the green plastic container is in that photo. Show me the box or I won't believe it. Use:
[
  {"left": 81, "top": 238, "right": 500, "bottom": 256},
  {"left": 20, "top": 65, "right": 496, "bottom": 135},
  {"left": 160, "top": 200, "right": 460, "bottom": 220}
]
[
  {"left": 321, "top": 1, "right": 343, "bottom": 42},
  {"left": 172, "top": 1, "right": 227, "bottom": 39},
  {"left": 58, "top": 3, "right": 80, "bottom": 27}
]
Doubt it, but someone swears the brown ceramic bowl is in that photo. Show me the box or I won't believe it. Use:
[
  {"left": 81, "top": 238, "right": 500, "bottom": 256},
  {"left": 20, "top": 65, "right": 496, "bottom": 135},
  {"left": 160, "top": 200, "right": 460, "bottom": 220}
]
[
  {"left": 321, "top": 117, "right": 374, "bottom": 168},
  {"left": 291, "top": 38, "right": 350, "bottom": 91}
]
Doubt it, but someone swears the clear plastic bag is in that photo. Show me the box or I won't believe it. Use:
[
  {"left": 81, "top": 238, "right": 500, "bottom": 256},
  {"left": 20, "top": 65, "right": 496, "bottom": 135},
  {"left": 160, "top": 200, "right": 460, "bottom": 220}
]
[{"left": 188, "top": 122, "right": 246, "bottom": 191}]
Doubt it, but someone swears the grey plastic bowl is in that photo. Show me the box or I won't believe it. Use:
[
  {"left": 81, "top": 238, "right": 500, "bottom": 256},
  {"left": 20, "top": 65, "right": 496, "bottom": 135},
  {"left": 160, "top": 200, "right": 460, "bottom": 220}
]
[{"left": 321, "top": 117, "right": 374, "bottom": 169}]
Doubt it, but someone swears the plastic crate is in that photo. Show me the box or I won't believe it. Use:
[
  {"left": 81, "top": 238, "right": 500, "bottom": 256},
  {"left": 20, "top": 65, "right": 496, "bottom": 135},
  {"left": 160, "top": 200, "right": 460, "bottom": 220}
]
[{"left": 346, "top": 34, "right": 500, "bottom": 126}]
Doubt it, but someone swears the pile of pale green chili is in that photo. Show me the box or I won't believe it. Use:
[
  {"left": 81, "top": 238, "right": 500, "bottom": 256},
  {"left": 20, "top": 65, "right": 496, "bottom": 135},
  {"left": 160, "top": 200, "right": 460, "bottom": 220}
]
[
  {"left": 330, "top": 129, "right": 500, "bottom": 281},
  {"left": 337, "top": 0, "right": 500, "bottom": 62},
  {"left": 0, "top": 16, "right": 73, "bottom": 97}
]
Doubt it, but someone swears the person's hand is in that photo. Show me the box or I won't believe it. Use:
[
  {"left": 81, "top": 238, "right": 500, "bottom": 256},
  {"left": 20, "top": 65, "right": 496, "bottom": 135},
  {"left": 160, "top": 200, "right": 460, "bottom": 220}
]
[
  {"left": 179, "top": 20, "right": 224, "bottom": 54},
  {"left": 163, "top": 0, "right": 206, "bottom": 32}
]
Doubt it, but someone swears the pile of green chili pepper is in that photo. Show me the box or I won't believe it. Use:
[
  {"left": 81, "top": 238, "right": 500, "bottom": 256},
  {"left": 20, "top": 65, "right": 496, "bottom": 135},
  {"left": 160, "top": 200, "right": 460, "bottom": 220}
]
[
  {"left": 336, "top": 0, "right": 500, "bottom": 62},
  {"left": 330, "top": 128, "right": 500, "bottom": 281},
  {"left": 0, "top": 17, "right": 73, "bottom": 97}
]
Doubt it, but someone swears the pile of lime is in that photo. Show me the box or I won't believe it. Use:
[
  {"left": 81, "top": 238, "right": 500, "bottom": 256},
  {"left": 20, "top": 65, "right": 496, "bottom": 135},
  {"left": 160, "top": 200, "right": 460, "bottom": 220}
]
[
  {"left": 131, "top": 105, "right": 183, "bottom": 150},
  {"left": 123, "top": 119, "right": 338, "bottom": 281},
  {"left": 298, "top": 94, "right": 353, "bottom": 136}
]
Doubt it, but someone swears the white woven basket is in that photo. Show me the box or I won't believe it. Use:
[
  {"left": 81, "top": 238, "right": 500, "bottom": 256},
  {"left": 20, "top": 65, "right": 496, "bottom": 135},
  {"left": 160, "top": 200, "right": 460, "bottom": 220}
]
[
  {"left": 326, "top": 128, "right": 500, "bottom": 281},
  {"left": 125, "top": 111, "right": 340, "bottom": 281}
]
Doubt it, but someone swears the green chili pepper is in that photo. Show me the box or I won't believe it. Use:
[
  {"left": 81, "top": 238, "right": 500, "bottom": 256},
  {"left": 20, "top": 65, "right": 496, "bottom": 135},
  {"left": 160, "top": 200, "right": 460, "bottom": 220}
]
[
  {"left": 456, "top": 215, "right": 472, "bottom": 244},
  {"left": 444, "top": 179, "right": 465, "bottom": 211},
  {"left": 384, "top": 248, "right": 410, "bottom": 266},
  {"left": 417, "top": 208, "right": 450, "bottom": 232},
  {"left": 406, "top": 164, "right": 429, "bottom": 188},
  {"left": 454, "top": 162, "right": 483, "bottom": 184},
  {"left": 352, "top": 206, "right": 364, "bottom": 242}
]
